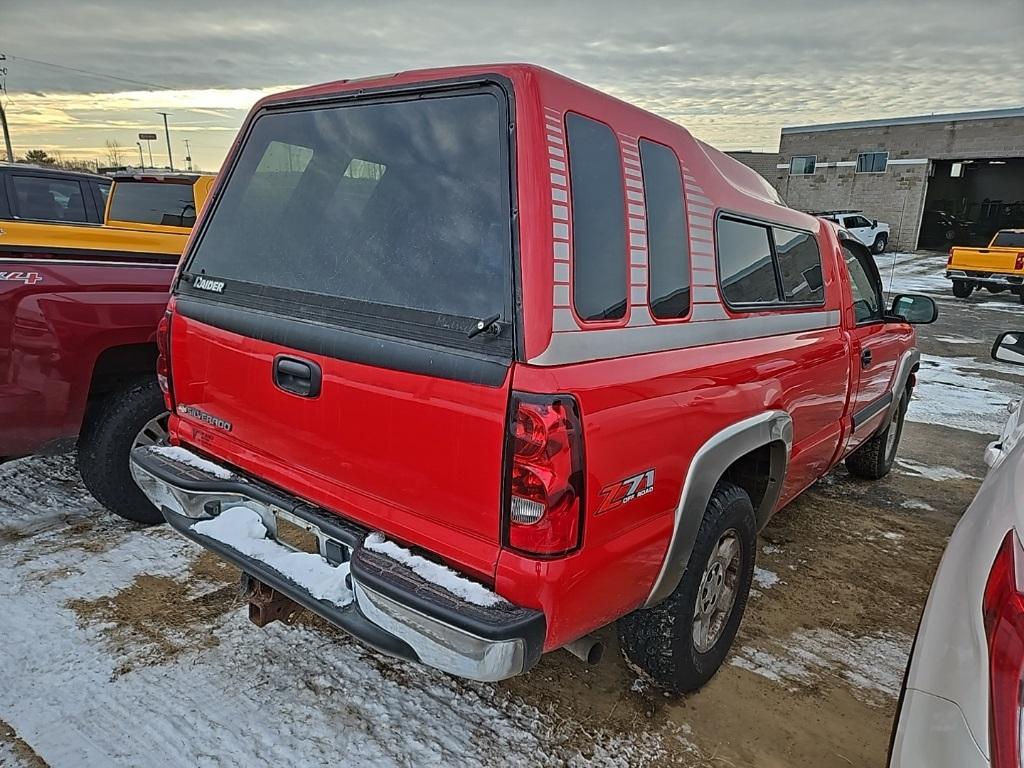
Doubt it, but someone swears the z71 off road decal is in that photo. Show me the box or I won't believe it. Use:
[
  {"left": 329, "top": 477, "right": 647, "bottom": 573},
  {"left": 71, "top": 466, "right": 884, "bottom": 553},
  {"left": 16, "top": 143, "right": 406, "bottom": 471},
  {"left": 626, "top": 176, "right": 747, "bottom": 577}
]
[
  {"left": 597, "top": 469, "right": 655, "bottom": 515},
  {"left": 0, "top": 271, "right": 43, "bottom": 285}
]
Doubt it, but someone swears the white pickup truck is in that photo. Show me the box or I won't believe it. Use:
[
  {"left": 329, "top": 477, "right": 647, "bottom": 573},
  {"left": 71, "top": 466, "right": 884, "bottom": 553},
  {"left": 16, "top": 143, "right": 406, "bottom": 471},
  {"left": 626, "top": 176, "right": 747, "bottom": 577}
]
[{"left": 816, "top": 210, "right": 890, "bottom": 254}]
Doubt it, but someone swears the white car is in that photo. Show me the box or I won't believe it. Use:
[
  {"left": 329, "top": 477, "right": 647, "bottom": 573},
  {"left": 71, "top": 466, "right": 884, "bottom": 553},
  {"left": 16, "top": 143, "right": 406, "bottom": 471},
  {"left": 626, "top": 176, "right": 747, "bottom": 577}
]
[
  {"left": 817, "top": 210, "right": 890, "bottom": 254},
  {"left": 889, "top": 332, "right": 1024, "bottom": 767}
]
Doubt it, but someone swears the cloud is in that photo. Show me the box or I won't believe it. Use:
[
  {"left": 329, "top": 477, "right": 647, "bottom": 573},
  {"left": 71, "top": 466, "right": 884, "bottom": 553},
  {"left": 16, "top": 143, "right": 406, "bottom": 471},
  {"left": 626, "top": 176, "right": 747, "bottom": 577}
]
[{"left": 2, "top": 0, "right": 1022, "bottom": 167}]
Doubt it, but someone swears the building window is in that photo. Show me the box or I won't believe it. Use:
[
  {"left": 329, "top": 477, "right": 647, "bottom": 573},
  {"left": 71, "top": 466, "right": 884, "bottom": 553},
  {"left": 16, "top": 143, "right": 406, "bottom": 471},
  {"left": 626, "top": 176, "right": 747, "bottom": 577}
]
[
  {"left": 565, "top": 113, "right": 627, "bottom": 322},
  {"left": 789, "top": 156, "right": 816, "bottom": 175},
  {"left": 773, "top": 227, "right": 824, "bottom": 304},
  {"left": 639, "top": 139, "right": 690, "bottom": 319},
  {"left": 718, "top": 217, "right": 779, "bottom": 304},
  {"left": 856, "top": 151, "right": 888, "bottom": 173}
]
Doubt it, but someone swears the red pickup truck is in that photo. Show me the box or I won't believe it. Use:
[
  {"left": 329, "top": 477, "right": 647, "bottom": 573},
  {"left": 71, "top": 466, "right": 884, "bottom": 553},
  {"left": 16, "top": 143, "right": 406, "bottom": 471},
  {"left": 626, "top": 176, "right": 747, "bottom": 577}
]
[
  {"left": 0, "top": 168, "right": 211, "bottom": 523},
  {"left": 130, "top": 64, "right": 936, "bottom": 692}
]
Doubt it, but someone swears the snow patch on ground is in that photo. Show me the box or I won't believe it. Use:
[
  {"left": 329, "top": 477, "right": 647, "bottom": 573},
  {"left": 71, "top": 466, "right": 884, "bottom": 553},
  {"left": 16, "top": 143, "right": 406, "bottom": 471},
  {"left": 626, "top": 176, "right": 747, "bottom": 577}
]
[
  {"left": 192, "top": 507, "right": 352, "bottom": 607},
  {"left": 0, "top": 454, "right": 103, "bottom": 537},
  {"left": 753, "top": 567, "right": 780, "bottom": 589},
  {"left": 882, "top": 532, "right": 904, "bottom": 542},
  {"left": 900, "top": 498, "right": 936, "bottom": 511},
  {"left": 909, "top": 354, "right": 1023, "bottom": 435},
  {"left": 0, "top": 455, "right": 689, "bottom": 767},
  {"left": 935, "top": 335, "right": 983, "bottom": 345},
  {"left": 364, "top": 533, "right": 503, "bottom": 607},
  {"left": 731, "top": 628, "right": 911, "bottom": 703},
  {"left": 896, "top": 457, "right": 977, "bottom": 482},
  {"left": 150, "top": 445, "right": 234, "bottom": 479}
]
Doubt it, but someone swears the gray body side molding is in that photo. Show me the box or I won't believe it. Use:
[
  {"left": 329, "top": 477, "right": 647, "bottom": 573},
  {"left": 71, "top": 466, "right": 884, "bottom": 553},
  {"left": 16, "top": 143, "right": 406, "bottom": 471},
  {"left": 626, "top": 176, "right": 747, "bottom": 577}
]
[
  {"left": 644, "top": 410, "right": 793, "bottom": 608},
  {"left": 886, "top": 348, "right": 921, "bottom": 422}
]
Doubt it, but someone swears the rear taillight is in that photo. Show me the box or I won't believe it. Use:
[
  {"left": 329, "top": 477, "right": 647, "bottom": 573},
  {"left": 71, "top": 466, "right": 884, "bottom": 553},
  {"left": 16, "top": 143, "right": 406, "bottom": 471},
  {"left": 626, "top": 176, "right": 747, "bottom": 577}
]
[
  {"left": 156, "top": 309, "right": 174, "bottom": 411},
  {"left": 505, "top": 393, "right": 584, "bottom": 556},
  {"left": 1016, "top": 253, "right": 1024, "bottom": 271},
  {"left": 983, "top": 530, "right": 1024, "bottom": 768},
  {"left": 947, "top": 250, "right": 954, "bottom": 267}
]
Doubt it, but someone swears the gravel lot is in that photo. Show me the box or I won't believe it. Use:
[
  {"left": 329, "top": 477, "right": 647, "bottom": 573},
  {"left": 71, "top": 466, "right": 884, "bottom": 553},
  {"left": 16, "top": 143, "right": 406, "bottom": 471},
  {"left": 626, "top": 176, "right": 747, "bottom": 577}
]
[{"left": 1, "top": 251, "right": 1020, "bottom": 767}]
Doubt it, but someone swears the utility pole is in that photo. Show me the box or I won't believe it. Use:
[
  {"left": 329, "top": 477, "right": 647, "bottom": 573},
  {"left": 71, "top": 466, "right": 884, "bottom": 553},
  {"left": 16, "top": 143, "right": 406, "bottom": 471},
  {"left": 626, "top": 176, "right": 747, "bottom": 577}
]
[
  {"left": 0, "top": 101, "right": 12, "bottom": 163},
  {"left": 183, "top": 139, "right": 193, "bottom": 171},
  {"left": 156, "top": 112, "right": 173, "bottom": 170},
  {"left": 0, "top": 54, "right": 13, "bottom": 162},
  {"left": 136, "top": 141, "right": 145, "bottom": 170}
]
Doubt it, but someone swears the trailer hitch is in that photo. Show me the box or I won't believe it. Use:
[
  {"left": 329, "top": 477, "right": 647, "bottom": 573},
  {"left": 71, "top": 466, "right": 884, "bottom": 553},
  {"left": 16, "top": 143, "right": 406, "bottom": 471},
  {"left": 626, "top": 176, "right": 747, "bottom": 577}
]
[{"left": 241, "top": 574, "right": 301, "bottom": 627}]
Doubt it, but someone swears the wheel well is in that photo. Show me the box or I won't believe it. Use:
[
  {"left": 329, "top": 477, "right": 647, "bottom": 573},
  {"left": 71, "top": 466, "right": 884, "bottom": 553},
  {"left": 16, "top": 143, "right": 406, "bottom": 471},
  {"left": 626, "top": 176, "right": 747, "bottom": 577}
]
[
  {"left": 719, "top": 441, "right": 787, "bottom": 529},
  {"left": 87, "top": 343, "right": 157, "bottom": 400}
]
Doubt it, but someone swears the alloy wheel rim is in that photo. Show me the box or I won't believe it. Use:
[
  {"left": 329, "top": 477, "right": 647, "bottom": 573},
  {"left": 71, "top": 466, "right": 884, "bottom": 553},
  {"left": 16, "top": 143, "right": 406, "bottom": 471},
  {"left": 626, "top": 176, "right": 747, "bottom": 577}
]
[
  {"left": 133, "top": 412, "right": 170, "bottom": 449},
  {"left": 693, "top": 529, "right": 741, "bottom": 653}
]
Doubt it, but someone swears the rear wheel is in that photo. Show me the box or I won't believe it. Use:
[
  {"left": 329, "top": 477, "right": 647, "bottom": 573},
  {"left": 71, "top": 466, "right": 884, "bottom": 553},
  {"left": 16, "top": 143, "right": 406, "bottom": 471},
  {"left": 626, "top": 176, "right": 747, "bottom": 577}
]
[
  {"left": 986, "top": 285, "right": 1007, "bottom": 294},
  {"left": 78, "top": 379, "right": 168, "bottom": 525},
  {"left": 872, "top": 234, "right": 888, "bottom": 254},
  {"left": 951, "top": 279, "right": 973, "bottom": 298},
  {"left": 618, "top": 482, "right": 755, "bottom": 694},
  {"left": 846, "top": 390, "right": 908, "bottom": 480}
]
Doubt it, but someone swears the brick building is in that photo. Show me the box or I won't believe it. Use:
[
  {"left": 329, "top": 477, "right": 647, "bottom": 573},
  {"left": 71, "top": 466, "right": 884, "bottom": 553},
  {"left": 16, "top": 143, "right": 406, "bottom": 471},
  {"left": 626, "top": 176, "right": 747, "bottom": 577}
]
[{"left": 728, "top": 107, "right": 1024, "bottom": 251}]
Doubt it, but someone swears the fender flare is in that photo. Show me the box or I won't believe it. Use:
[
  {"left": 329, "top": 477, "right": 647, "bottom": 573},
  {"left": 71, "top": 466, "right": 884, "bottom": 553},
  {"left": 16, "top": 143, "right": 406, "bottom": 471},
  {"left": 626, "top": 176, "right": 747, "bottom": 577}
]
[{"left": 643, "top": 410, "right": 793, "bottom": 608}]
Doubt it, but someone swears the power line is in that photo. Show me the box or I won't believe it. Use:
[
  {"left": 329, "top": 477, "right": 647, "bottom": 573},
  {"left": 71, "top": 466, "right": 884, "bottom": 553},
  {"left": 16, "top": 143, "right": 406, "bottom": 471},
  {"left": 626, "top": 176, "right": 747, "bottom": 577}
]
[{"left": 6, "top": 54, "right": 177, "bottom": 92}]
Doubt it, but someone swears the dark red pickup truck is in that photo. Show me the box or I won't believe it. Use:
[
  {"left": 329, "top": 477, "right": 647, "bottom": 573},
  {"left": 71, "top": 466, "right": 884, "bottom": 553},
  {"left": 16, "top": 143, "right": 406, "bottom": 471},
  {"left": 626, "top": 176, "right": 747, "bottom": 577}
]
[
  {"left": 0, "top": 166, "right": 209, "bottom": 522},
  {"left": 130, "top": 64, "right": 938, "bottom": 692}
]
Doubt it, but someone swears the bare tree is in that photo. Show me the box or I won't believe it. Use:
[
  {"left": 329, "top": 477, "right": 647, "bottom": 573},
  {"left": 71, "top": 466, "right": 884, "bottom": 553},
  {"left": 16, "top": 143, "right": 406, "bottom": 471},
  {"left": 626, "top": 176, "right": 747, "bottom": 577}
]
[{"left": 105, "top": 140, "right": 125, "bottom": 167}]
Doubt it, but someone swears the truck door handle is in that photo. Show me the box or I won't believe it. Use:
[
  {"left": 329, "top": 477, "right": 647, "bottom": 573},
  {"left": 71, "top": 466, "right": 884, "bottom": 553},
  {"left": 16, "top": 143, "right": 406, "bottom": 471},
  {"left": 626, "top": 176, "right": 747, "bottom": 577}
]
[
  {"left": 861, "top": 348, "right": 873, "bottom": 369},
  {"left": 273, "top": 356, "right": 322, "bottom": 398}
]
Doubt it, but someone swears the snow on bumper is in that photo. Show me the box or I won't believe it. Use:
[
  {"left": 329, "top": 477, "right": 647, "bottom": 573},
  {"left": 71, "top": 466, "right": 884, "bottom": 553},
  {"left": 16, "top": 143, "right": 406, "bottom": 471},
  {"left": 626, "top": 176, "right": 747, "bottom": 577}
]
[{"left": 129, "top": 444, "right": 546, "bottom": 682}]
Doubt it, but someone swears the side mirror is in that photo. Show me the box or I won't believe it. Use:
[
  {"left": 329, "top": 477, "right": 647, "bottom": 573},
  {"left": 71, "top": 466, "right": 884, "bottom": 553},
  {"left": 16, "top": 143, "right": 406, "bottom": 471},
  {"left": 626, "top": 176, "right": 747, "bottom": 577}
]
[
  {"left": 992, "top": 332, "right": 1024, "bottom": 366},
  {"left": 872, "top": 219, "right": 878, "bottom": 228},
  {"left": 803, "top": 264, "right": 823, "bottom": 292},
  {"left": 890, "top": 294, "right": 937, "bottom": 324}
]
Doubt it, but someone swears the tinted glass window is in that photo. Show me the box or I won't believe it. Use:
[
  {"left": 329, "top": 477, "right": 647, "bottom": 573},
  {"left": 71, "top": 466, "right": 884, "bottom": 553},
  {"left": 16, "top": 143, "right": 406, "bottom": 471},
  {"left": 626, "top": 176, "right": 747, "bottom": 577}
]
[
  {"left": 842, "top": 243, "right": 882, "bottom": 323},
  {"left": 98, "top": 182, "right": 111, "bottom": 205},
  {"left": 640, "top": 139, "right": 689, "bottom": 319},
  {"left": 188, "top": 92, "right": 510, "bottom": 321},
  {"left": 993, "top": 231, "right": 1024, "bottom": 248},
  {"left": 566, "top": 113, "right": 627, "bottom": 321},
  {"left": 790, "top": 156, "right": 815, "bottom": 175},
  {"left": 109, "top": 181, "right": 197, "bottom": 227},
  {"left": 718, "top": 218, "right": 779, "bottom": 304},
  {"left": 12, "top": 176, "right": 88, "bottom": 222},
  {"left": 856, "top": 152, "right": 888, "bottom": 173},
  {"left": 844, "top": 215, "right": 871, "bottom": 229},
  {"left": 773, "top": 228, "right": 823, "bottom": 303}
]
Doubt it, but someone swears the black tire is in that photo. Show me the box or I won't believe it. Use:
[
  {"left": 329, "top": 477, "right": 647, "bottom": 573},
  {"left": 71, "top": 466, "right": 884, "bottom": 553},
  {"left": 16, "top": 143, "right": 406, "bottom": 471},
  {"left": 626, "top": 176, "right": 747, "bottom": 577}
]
[
  {"left": 872, "top": 235, "right": 888, "bottom": 254},
  {"left": 846, "top": 390, "right": 908, "bottom": 480},
  {"left": 78, "top": 378, "right": 168, "bottom": 525},
  {"left": 951, "top": 279, "right": 973, "bottom": 298},
  {"left": 618, "top": 482, "right": 756, "bottom": 694},
  {"left": 986, "top": 285, "right": 1007, "bottom": 294},
  {"left": 1018, "top": 289, "right": 1024, "bottom": 306}
]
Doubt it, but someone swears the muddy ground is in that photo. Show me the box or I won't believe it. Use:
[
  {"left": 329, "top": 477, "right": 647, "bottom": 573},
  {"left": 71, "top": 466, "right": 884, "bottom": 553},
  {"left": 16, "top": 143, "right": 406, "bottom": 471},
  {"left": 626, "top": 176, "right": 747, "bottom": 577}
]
[{"left": 1, "top": 251, "right": 1019, "bottom": 767}]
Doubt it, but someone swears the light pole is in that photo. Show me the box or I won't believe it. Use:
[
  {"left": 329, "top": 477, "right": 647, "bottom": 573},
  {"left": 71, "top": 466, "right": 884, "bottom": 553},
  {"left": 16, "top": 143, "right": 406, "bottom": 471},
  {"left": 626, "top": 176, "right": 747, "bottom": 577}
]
[
  {"left": 156, "top": 112, "right": 173, "bottom": 171},
  {"left": 136, "top": 141, "right": 145, "bottom": 170},
  {"left": 183, "top": 138, "right": 193, "bottom": 171}
]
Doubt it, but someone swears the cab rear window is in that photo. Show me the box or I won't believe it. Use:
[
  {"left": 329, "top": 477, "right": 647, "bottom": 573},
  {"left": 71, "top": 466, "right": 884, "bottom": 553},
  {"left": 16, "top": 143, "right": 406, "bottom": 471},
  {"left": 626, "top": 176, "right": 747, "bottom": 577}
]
[
  {"left": 993, "top": 231, "right": 1024, "bottom": 248},
  {"left": 109, "top": 181, "right": 197, "bottom": 227},
  {"left": 186, "top": 91, "right": 511, "bottom": 322}
]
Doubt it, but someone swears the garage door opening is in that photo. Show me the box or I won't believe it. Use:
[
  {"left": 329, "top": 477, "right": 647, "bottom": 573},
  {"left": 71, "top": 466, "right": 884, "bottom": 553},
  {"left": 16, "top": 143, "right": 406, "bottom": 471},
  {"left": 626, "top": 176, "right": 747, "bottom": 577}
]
[{"left": 919, "top": 158, "right": 1024, "bottom": 249}]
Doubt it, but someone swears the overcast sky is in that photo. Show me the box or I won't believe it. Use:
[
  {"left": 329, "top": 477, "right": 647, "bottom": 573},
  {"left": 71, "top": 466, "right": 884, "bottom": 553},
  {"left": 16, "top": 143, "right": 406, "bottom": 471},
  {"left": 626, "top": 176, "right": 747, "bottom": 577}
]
[{"left": 3, "top": 0, "right": 1022, "bottom": 171}]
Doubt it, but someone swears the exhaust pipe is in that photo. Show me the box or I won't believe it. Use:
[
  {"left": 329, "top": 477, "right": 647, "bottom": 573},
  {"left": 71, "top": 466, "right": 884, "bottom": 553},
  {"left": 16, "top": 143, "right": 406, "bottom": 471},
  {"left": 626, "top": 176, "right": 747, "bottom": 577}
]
[{"left": 563, "top": 634, "right": 604, "bottom": 665}]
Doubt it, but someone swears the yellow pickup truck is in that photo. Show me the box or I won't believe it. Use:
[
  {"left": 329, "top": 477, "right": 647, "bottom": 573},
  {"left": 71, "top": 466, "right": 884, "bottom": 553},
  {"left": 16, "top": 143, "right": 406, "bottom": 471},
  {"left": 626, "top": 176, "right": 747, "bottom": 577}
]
[
  {"left": 946, "top": 229, "right": 1024, "bottom": 302},
  {"left": 0, "top": 170, "right": 215, "bottom": 260}
]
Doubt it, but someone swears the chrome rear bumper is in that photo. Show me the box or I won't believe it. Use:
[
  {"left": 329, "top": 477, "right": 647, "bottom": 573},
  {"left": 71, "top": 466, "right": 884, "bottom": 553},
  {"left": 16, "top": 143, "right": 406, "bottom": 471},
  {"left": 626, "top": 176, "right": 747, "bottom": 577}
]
[{"left": 130, "top": 444, "right": 545, "bottom": 682}]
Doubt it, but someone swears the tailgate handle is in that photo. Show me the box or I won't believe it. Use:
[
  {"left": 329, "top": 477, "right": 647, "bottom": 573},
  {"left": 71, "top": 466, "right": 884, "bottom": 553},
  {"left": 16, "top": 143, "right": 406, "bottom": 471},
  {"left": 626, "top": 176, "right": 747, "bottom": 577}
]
[{"left": 273, "top": 356, "right": 322, "bottom": 398}]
